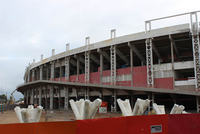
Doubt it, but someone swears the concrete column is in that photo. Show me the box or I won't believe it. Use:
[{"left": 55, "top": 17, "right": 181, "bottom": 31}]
[
  {"left": 27, "top": 70, "right": 30, "bottom": 82},
  {"left": 111, "top": 90, "right": 117, "bottom": 112},
  {"left": 196, "top": 96, "right": 200, "bottom": 113},
  {"left": 100, "top": 53, "right": 103, "bottom": 84},
  {"left": 169, "top": 35, "right": 175, "bottom": 88},
  {"left": 65, "top": 57, "right": 70, "bottom": 81},
  {"left": 59, "top": 63, "right": 62, "bottom": 81},
  {"left": 85, "top": 88, "right": 89, "bottom": 100},
  {"left": 64, "top": 87, "right": 69, "bottom": 110},
  {"left": 32, "top": 69, "right": 35, "bottom": 81},
  {"left": 50, "top": 62, "right": 55, "bottom": 80},
  {"left": 30, "top": 89, "right": 34, "bottom": 104},
  {"left": 148, "top": 93, "right": 155, "bottom": 112},
  {"left": 26, "top": 90, "right": 29, "bottom": 105},
  {"left": 45, "top": 88, "right": 48, "bottom": 109},
  {"left": 58, "top": 89, "right": 61, "bottom": 109},
  {"left": 39, "top": 87, "right": 42, "bottom": 106},
  {"left": 50, "top": 86, "right": 54, "bottom": 110},
  {"left": 76, "top": 56, "right": 80, "bottom": 81},
  {"left": 39, "top": 66, "right": 43, "bottom": 80},
  {"left": 129, "top": 42, "right": 133, "bottom": 87}
]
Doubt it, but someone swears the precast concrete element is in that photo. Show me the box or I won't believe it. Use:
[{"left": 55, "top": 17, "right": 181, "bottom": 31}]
[
  {"left": 152, "top": 103, "right": 165, "bottom": 115},
  {"left": 117, "top": 99, "right": 133, "bottom": 116},
  {"left": 14, "top": 105, "right": 43, "bottom": 123},
  {"left": 69, "top": 99, "right": 102, "bottom": 120},
  {"left": 132, "top": 98, "right": 150, "bottom": 115},
  {"left": 170, "top": 104, "right": 185, "bottom": 114},
  {"left": 117, "top": 98, "right": 150, "bottom": 116}
]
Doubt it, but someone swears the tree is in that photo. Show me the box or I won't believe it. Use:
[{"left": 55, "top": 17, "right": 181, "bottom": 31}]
[{"left": 0, "top": 94, "right": 7, "bottom": 103}]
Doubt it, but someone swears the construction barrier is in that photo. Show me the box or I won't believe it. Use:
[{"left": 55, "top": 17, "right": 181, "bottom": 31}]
[{"left": 0, "top": 114, "right": 200, "bottom": 134}]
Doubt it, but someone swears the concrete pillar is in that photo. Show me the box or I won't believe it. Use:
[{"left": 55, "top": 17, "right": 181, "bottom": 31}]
[
  {"left": 111, "top": 90, "right": 117, "bottom": 112},
  {"left": 50, "top": 62, "right": 55, "bottom": 80},
  {"left": 76, "top": 56, "right": 80, "bottom": 81},
  {"left": 64, "top": 87, "right": 69, "bottom": 110},
  {"left": 129, "top": 42, "right": 133, "bottom": 87},
  {"left": 30, "top": 89, "right": 34, "bottom": 104},
  {"left": 169, "top": 35, "right": 175, "bottom": 88},
  {"left": 39, "top": 66, "right": 43, "bottom": 80},
  {"left": 148, "top": 93, "right": 155, "bottom": 112},
  {"left": 85, "top": 88, "right": 89, "bottom": 100},
  {"left": 50, "top": 86, "right": 54, "bottom": 110},
  {"left": 100, "top": 53, "right": 103, "bottom": 84},
  {"left": 27, "top": 70, "right": 30, "bottom": 82},
  {"left": 26, "top": 90, "right": 29, "bottom": 105},
  {"left": 45, "top": 88, "right": 48, "bottom": 109},
  {"left": 59, "top": 63, "right": 62, "bottom": 81},
  {"left": 32, "top": 69, "right": 35, "bottom": 81},
  {"left": 58, "top": 89, "right": 61, "bottom": 110},
  {"left": 65, "top": 57, "right": 70, "bottom": 81},
  {"left": 39, "top": 87, "right": 42, "bottom": 106},
  {"left": 46, "top": 65, "right": 49, "bottom": 80},
  {"left": 196, "top": 96, "right": 200, "bottom": 113}
]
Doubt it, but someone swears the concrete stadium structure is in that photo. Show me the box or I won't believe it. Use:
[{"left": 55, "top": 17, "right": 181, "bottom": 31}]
[{"left": 17, "top": 11, "right": 200, "bottom": 112}]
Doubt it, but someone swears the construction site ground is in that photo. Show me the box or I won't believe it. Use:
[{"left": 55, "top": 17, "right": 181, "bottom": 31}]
[{"left": 0, "top": 110, "right": 121, "bottom": 124}]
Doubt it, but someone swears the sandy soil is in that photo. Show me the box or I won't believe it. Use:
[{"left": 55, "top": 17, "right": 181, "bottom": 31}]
[{"left": 0, "top": 110, "right": 121, "bottom": 124}]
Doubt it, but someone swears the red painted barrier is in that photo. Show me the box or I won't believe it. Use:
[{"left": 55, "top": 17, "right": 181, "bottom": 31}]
[
  {"left": 1, "top": 114, "right": 200, "bottom": 134},
  {"left": 168, "top": 114, "right": 200, "bottom": 134},
  {"left": 133, "top": 66, "right": 147, "bottom": 87},
  {"left": 47, "top": 66, "right": 174, "bottom": 90},
  {"left": 154, "top": 78, "right": 174, "bottom": 89}
]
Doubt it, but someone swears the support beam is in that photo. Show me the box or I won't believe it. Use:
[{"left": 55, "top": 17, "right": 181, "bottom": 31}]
[
  {"left": 116, "top": 48, "right": 129, "bottom": 64},
  {"left": 39, "top": 87, "right": 42, "bottom": 106},
  {"left": 64, "top": 87, "right": 69, "bottom": 110},
  {"left": 111, "top": 90, "right": 117, "bottom": 112},
  {"left": 30, "top": 89, "right": 34, "bottom": 105},
  {"left": 65, "top": 57, "right": 70, "bottom": 81},
  {"left": 76, "top": 56, "right": 80, "bottom": 81},
  {"left": 169, "top": 35, "right": 175, "bottom": 87},
  {"left": 85, "top": 88, "right": 89, "bottom": 100},
  {"left": 58, "top": 89, "right": 61, "bottom": 110},
  {"left": 32, "top": 69, "right": 35, "bottom": 81},
  {"left": 39, "top": 66, "right": 43, "bottom": 80},
  {"left": 50, "top": 61, "right": 55, "bottom": 80},
  {"left": 128, "top": 44, "right": 146, "bottom": 63},
  {"left": 97, "top": 48, "right": 110, "bottom": 62},
  {"left": 129, "top": 42, "right": 133, "bottom": 87},
  {"left": 100, "top": 53, "right": 103, "bottom": 84},
  {"left": 148, "top": 93, "right": 155, "bottom": 112},
  {"left": 196, "top": 96, "right": 200, "bottom": 113},
  {"left": 46, "top": 65, "right": 49, "bottom": 80},
  {"left": 152, "top": 43, "right": 162, "bottom": 62},
  {"left": 50, "top": 86, "right": 54, "bottom": 110}
]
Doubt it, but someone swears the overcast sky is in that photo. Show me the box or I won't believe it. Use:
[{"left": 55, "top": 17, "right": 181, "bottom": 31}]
[{"left": 0, "top": 0, "right": 200, "bottom": 99}]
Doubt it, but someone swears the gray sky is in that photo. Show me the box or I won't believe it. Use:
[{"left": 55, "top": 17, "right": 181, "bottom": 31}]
[{"left": 0, "top": 0, "right": 200, "bottom": 99}]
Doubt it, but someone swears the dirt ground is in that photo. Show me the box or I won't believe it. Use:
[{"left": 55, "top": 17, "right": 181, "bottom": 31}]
[{"left": 0, "top": 110, "right": 121, "bottom": 124}]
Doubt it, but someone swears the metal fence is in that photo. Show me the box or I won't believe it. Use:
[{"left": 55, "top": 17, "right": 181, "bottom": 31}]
[{"left": 0, "top": 104, "right": 15, "bottom": 113}]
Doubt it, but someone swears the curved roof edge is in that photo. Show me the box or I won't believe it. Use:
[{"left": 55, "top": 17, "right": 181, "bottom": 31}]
[{"left": 29, "top": 23, "right": 190, "bottom": 70}]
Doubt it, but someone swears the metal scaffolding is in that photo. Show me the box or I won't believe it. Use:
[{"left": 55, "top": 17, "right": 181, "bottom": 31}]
[
  {"left": 85, "top": 37, "right": 90, "bottom": 83},
  {"left": 110, "top": 29, "right": 116, "bottom": 85}
]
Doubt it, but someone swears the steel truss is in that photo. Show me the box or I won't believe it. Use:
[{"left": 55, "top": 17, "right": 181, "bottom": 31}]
[
  {"left": 85, "top": 37, "right": 90, "bottom": 83},
  {"left": 146, "top": 38, "right": 154, "bottom": 87}
]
